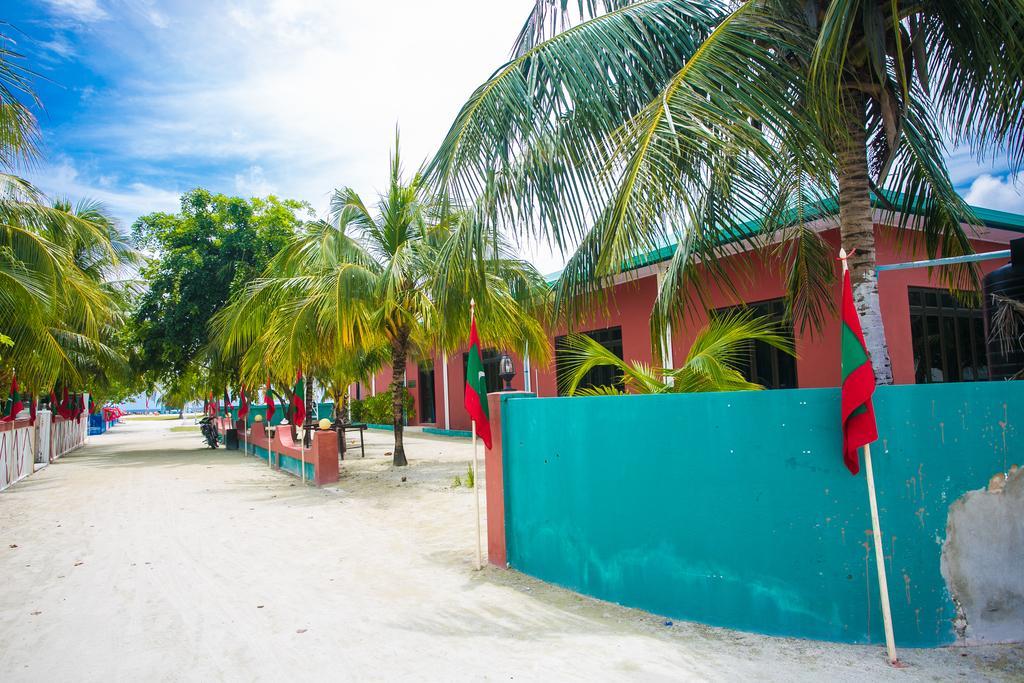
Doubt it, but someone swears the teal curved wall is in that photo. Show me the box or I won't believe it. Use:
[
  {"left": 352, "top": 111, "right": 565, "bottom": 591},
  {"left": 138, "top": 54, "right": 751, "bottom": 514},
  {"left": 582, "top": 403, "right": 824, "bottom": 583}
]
[{"left": 501, "top": 382, "right": 1021, "bottom": 646}]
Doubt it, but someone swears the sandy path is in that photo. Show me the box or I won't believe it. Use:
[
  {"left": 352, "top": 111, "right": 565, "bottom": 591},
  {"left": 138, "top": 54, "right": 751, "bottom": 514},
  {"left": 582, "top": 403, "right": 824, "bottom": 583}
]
[{"left": 0, "top": 418, "right": 1020, "bottom": 682}]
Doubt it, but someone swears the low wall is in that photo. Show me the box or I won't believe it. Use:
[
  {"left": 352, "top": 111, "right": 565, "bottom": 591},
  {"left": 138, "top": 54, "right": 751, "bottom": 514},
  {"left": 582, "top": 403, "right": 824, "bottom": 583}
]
[
  {"left": 494, "top": 382, "right": 1022, "bottom": 647},
  {"left": 242, "top": 421, "right": 338, "bottom": 485}
]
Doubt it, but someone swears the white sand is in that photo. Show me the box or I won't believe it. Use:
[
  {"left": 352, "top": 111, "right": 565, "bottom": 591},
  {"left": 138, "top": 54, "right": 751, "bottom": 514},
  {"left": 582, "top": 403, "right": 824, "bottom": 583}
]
[{"left": 0, "top": 418, "right": 1020, "bottom": 682}]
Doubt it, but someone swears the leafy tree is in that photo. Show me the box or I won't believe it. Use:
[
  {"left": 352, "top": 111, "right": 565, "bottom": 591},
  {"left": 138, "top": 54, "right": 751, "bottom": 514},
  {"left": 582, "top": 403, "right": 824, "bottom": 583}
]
[
  {"left": 429, "top": 0, "right": 1024, "bottom": 384},
  {"left": 214, "top": 142, "right": 551, "bottom": 466},
  {"left": 128, "top": 189, "right": 309, "bottom": 401}
]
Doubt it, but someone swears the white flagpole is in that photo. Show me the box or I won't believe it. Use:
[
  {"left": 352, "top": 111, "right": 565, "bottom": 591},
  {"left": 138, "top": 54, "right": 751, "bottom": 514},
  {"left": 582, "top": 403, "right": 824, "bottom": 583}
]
[
  {"left": 841, "top": 248, "right": 898, "bottom": 665},
  {"left": 471, "top": 299, "right": 483, "bottom": 571},
  {"left": 864, "top": 442, "right": 897, "bottom": 663},
  {"left": 266, "top": 381, "right": 274, "bottom": 469}
]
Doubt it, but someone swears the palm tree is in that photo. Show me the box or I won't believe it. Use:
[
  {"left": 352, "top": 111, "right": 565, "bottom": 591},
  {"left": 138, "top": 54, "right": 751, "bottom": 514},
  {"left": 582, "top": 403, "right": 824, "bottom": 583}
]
[
  {"left": 214, "top": 141, "right": 551, "bottom": 465},
  {"left": 428, "top": 0, "right": 1024, "bottom": 385},
  {"left": 0, "top": 32, "right": 138, "bottom": 398},
  {"left": 559, "top": 310, "right": 794, "bottom": 394}
]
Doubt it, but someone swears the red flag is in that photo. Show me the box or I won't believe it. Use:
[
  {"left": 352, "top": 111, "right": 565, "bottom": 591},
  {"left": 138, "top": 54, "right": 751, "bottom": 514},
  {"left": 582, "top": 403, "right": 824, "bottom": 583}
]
[
  {"left": 2, "top": 373, "right": 23, "bottom": 422},
  {"left": 264, "top": 380, "right": 275, "bottom": 424},
  {"left": 60, "top": 387, "right": 70, "bottom": 419},
  {"left": 292, "top": 371, "right": 306, "bottom": 426},
  {"left": 29, "top": 392, "right": 36, "bottom": 426},
  {"left": 840, "top": 269, "right": 878, "bottom": 475},
  {"left": 238, "top": 386, "right": 249, "bottom": 419},
  {"left": 463, "top": 316, "right": 493, "bottom": 449}
]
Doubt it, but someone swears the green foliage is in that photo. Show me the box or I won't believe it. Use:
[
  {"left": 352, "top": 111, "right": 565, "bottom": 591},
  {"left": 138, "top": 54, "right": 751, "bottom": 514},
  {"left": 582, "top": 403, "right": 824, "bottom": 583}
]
[
  {"left": 212, "top": 137, "right": 551, "bottom": 466},
  {"left": 465, "top": 462, "right": 475, "bottom": 489},
  {"left": 559, "top": 311, "right": 793, "bottom": 395},
  {"left": 349, "top": 389, "right": 416, "bottom": 425},
  {"left": 452, "top": 474, "right": 462, "bottom": 488},
  {"left": 127, "top": 189, "right": 310, "bottom": 398}
]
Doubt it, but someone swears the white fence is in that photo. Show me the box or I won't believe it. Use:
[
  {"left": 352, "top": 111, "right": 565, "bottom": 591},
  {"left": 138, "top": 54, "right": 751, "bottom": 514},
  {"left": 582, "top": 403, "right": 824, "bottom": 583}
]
[
  {"left": 50, "top": 415, "right": 85, "bottom": 462},
  {"left": 0, "top": 420, "right": 34, "bottom": 492},
  {"left": 0, "top": 407, "right": 87, "bottom": 492}
]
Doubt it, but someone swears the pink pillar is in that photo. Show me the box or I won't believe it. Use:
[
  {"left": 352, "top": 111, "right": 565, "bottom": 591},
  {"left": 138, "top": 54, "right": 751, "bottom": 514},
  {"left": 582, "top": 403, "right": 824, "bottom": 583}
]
[{"left": 484, "top": 391, "right": 533, "bottom": 568}]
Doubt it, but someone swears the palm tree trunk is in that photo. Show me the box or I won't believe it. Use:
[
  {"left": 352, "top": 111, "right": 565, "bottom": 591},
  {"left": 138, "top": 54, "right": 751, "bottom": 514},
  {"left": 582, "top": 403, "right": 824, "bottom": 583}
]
[
  {"left": 390, "top": 332, "right": 409, "bottom": 467},
  {"left": 837, "top": 90, "right": 894, "bottom": 384}
]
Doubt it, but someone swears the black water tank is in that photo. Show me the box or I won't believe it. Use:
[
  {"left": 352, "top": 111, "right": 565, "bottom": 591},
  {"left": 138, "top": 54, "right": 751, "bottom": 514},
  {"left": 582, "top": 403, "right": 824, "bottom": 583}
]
[{"left": 984, "top": 237, "right": 1024, "bottom": 380}]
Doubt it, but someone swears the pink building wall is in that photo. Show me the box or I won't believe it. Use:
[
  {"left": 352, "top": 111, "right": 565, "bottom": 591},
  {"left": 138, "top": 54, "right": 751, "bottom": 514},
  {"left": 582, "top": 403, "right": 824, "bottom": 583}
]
[{"left": 361, "top": 222, "right": 1015, "bottom": 430}]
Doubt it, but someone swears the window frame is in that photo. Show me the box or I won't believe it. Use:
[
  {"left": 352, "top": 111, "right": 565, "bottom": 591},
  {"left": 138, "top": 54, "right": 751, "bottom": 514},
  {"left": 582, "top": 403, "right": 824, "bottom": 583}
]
[
  {"left": 554, "top": 326, "right": 625, "bottom": 395},
  {"left": 908, "top": 287, "right": 987, "bottom": 384},
  {"left": 711, "top": 297, "right": 798, "bottom": 390}
]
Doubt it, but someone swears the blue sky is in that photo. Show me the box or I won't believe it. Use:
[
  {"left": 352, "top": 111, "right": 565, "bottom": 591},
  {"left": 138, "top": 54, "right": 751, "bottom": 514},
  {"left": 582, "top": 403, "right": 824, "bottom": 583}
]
[{"left": 5, "top": 0, "right": 1024, "bottom": 274}]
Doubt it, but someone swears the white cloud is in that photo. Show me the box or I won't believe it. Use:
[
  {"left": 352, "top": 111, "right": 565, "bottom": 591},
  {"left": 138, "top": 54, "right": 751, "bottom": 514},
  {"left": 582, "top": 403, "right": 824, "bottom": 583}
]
[
  {"left": 67, "top": 0, "right": 534, "bottom": 218},
  {"left": 233, "top": 165, "right": 276, "bottom": 198},
  {"left": 963, "top": 173, "right": 1024, "bottom": 214},
  {"left": 36, "top": 33, "right": 77, "bottom": 60},
  {"left": 43, "top": 0, "right": 108, "bottom": 22},
  {"left": 27, "top": 157, "right": 180, "bottom": 227}
]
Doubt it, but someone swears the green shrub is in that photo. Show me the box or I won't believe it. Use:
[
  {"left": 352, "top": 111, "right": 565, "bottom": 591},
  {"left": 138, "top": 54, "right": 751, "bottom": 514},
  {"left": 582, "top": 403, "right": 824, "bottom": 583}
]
[
  {"left": 349, "top": 389, "right": 416, "bottom": 425},
  {"left": 465, "top": 462, "right": 475, "bottom": 489}
]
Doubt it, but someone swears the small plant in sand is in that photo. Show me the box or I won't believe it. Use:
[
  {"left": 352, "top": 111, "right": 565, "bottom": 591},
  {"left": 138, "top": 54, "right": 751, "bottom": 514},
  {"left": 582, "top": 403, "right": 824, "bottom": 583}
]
[
  {"left": 452, "top": 474, "right": 461, "bottom": 488},
  {"left": 465, "top": 462, "right": 474, "bottom": 489}
]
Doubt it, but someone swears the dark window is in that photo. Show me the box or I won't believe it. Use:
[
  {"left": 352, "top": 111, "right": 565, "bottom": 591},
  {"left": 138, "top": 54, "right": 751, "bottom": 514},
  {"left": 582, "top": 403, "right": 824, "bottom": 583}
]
[
  {"left": 713, "top": 298, "right": 797, "bottom": 389},
  {"left": 555, "top": 326, "right": 624, "bottom": 395},
  {"left": 462, "top": 348, "right": 502, "bottom": 396},
  {"left": 909, "top": 288, "right": 987, "bottom": 383}
]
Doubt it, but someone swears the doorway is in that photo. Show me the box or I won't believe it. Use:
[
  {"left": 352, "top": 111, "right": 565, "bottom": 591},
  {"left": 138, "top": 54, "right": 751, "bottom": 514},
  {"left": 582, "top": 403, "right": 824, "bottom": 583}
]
[{"left": 418, "top": 363, "right": 436, "bottom": 424}]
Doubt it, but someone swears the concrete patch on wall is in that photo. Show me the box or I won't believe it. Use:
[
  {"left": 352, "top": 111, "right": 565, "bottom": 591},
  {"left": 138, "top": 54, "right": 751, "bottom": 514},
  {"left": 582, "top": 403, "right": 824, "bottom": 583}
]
[{"left": 941, "top": 466, "right": 1024, "bottom": 644}]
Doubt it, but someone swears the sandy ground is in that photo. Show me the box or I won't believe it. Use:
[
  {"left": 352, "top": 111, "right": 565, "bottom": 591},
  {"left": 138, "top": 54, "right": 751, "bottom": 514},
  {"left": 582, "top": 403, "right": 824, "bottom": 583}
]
[{"left": 0, "top": 418, "right": 1021, "bottom": 682}]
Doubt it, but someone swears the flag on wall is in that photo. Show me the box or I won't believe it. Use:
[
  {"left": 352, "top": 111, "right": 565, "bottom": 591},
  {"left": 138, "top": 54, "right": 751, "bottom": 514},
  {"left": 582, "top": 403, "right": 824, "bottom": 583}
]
[
  {"left": 840, "top": 268, "right": 878, "bottom": 475},
  {"left": 3, "top": 373, "right": 23, "bottom": 421},
  {"left": 292, "top": 371, "right": 306, "bottom": 426},
  {"left": 464, "top": 315, "right": 493, "bottom": 449}
]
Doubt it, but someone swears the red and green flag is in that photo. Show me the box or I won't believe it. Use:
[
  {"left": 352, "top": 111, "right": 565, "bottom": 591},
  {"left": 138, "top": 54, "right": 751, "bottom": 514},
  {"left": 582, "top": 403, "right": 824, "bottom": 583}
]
[
  {"left": 464, "top": 315, "right": 493, "bottom": 449},
  {"left": 292, "top": 371, "right": 306, "bottom": 426},
  {"left": 238, "top": 386, "right": 249, "bottom": 420},
  {"left": 3, "top": 373, "right": 23, "bottom": 421},
  {"left": 224, "top": 388, "right": 233, "bottom": 414},
  {"left": 840, "top": 268, "right": 878, "bottom": 475},
  {"left": 264, "top": 380, "right": 275, "bottom": 423}
]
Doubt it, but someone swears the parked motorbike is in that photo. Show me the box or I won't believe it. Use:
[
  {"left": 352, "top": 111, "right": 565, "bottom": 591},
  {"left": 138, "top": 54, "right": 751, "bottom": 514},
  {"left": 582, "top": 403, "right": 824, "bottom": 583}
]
[{"left": 199, "top": 416, "right": 219, "bottom": 449}]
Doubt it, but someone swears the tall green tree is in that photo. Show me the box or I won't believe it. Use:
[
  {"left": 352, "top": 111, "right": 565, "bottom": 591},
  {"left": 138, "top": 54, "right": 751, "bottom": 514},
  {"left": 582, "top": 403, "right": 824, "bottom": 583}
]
[
  {"left": 214, "top": 142, "right": 551, "bottom": 466},
  {"left": 128, "top": 189, "right": 309, "bottom": 401},
  {"left": 428, "top": 0, "right": 1024, "bottom": 384}
]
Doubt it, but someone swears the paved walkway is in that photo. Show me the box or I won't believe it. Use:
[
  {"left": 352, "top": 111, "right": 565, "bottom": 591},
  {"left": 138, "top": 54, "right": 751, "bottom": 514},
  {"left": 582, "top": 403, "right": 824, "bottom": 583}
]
[{"left": 0, "top": 418, "right": 1021, "bottom": 681}]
